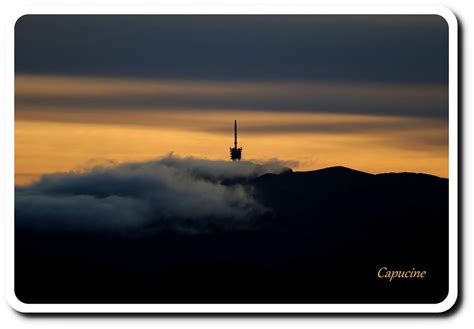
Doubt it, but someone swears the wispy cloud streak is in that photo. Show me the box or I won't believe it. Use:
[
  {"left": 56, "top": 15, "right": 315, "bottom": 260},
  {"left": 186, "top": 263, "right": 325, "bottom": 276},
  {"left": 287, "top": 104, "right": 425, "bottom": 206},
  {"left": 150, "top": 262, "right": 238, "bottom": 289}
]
[{"left": 16, "top": 74, "right": 448, "bottom": 118}]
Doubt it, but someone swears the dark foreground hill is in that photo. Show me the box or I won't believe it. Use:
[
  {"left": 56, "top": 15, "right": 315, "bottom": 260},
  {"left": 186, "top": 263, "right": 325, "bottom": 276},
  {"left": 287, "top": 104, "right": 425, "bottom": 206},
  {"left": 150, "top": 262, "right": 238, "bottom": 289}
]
[{"left": 15, "top": 166, "right": 449, "bottom": 304}]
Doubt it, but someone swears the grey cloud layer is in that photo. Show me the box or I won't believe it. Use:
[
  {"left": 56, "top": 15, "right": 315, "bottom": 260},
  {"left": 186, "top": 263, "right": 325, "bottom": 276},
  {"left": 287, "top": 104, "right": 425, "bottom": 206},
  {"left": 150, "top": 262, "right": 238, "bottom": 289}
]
[
  {"left": 16, "top": 156, "right": 291, "bottom": 234},
  {"left": 16, "top": 76, "right": 448, "bottom": 119},
  {"left": 15, "top": 15, "right": 448, "bottom": 84}
]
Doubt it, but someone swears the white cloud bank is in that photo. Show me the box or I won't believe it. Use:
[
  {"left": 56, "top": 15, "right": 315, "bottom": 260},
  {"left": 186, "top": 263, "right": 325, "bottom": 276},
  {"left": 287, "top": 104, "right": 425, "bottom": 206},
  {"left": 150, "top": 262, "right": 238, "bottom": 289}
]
[{"left": 15, "top": 155, "right": 292, "bottom": 235}]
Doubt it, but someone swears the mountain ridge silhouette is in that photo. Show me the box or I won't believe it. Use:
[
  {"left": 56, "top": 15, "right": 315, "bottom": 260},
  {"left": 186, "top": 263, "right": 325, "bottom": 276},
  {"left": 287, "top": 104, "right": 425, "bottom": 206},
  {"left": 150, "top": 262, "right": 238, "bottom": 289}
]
[{"left": 15, "top": 164, "right": 449, "bottom": 304}]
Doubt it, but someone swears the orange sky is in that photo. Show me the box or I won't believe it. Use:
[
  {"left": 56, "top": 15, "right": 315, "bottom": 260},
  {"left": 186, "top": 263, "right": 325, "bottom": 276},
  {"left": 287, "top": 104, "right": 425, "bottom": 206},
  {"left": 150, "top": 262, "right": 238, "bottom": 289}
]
[{"left": 15, "top": 74, "right": 449, "bottom": 185}]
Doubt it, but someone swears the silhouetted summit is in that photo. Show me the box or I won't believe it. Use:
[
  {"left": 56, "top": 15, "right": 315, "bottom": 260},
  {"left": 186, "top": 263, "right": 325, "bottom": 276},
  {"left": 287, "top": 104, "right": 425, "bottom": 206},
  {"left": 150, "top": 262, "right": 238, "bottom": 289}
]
[{"left": 15, "top": 165, "right": 448, "bottom": 304}]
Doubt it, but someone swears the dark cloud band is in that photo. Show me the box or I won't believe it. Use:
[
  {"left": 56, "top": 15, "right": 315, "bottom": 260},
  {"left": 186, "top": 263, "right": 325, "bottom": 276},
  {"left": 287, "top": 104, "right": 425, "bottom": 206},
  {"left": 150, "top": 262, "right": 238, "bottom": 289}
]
[
  {"left": 15, "top": 15, "right": 448, "bottom": 84},
  {"left": 16, "top": 75, "right": 448, "bottom": 119}
]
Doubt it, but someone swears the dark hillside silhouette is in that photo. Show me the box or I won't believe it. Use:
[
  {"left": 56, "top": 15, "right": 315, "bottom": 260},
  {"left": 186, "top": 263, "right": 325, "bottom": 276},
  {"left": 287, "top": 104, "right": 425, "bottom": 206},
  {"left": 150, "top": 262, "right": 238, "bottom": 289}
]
[{"left": 15, "top": 166, "right": 448, "bottom": 304}]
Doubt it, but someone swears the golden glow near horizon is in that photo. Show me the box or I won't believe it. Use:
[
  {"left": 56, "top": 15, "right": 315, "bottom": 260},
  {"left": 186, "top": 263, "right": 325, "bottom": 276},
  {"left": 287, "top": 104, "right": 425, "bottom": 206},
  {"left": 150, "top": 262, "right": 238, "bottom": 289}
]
[{"left": 15, "top": 74, "right": 448, "bottom": 185}]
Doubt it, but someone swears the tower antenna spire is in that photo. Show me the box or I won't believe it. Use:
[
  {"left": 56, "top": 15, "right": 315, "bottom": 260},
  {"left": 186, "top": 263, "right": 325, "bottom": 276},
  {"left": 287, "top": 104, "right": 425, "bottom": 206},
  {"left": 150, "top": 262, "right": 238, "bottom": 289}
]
[
  {"left": 230, "top": 120, "right": 242, "bottom": 161},
  {"left": 234, "top": 120, "right": 238, "bottom": 149}
]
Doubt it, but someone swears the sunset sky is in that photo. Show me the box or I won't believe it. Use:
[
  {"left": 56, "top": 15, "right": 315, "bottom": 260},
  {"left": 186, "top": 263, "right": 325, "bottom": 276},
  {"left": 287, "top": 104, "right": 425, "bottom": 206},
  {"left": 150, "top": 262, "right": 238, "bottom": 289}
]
[{"left": 15, "top": 15, "right": 449, "bottom": 184}]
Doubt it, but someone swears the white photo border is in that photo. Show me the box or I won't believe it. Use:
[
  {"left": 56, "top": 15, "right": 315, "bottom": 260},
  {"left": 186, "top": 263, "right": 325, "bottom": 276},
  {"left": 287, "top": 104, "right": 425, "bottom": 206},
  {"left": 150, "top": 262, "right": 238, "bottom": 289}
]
[{"left": 4, "top": 5, "right": 458, "bottom": 313}]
